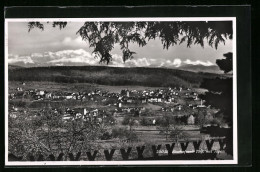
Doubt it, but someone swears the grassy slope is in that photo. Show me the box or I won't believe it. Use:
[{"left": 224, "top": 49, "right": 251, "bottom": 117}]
[{"left": 8, "top": 66, "right": 223, "bottom": 88}]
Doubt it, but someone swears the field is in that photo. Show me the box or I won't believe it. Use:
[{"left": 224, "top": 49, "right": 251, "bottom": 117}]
[{"left": 8, "top": 81, "right": 166, "bottom": 93}]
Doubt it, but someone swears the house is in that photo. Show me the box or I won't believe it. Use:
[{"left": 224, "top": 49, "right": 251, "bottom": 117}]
[
  {"left": 75, "top": 113, "right": 83, "bottom": 119},
  {"left": 145, "top": 118, "right": 156, "bottom": 126},
  {"left": 124, "top": 97, "right": 135, "bottom": 103},
  {"left": 152, "top": 119, "right": 156, "bottom": 125},
  {"left": 36, "top": 90, "right": 45, "bottom": 96},
  {"left": 177, "top": 105, "right": 182, "bottom": 111},
  {"left": 148, "top": 97, "right": 161, "bottom": 103},
  {"left": 187, "top": 115, "right": 195, "bottom": 125},
  {"left": 76, "top": 95, "right": 82, "bottom": 100},
  {"left": 11, "top": 106, "right": 18, "bottom": 111},
  {"left": 16, "top": 87, "right": 23, "bottom": 91},
  {"left": 34, "top": 95, "right": 43, "bottom": 100},
  {"left": 122, "top": 108, "right": 132, "bottom": 113},
  {"left": 91, "top": 109, "right": 99, "bottom": 116},
  {"left": 52, "top": 108, "right": 59, "bottom": 114},
  {"left": 53, "top": 93, "right": 63, "bottom": 100},
  {"left": 72, "top": 94, "right": 77, "bottom": 100},
  {"left": 9, "top": 93, "right": 15, "bottom": 99},
  {"left": 23, "top": 91, "right": 30, "bottom": 95},
  {"left": 82, "top": 108, "right": 87, "bottom": 115},
  {"left": 10, "top": 112, "right": 17, "bottom": 119},
  {"left": 165, "top": 96, "right": 172, "bottom": 102},
  {"left": 65, "top": 108, "right": 74, "bottom": 114},
  {"left": 45, "top": 92, "right": 52, "bottom": 99},
  {"left": 141, "top": 98, "right": 147, "bottom": 103},
  {"left": 96, "top": 117, "right": 103, "bottom": 124},
  {"left": 140, "top": 107, "right": 146, "bottom": 111},
  {"left": 65, "top": 93, "right": 73, "bottom": 99},
  {"left": 62, "top": 114, "right": 73, "bottom": 121},
  {"left": 197, "top": 99, "right": 206, "bottom": 108},
  {"left": 121, "top": 89, "right": 130, "bottom": 97},
  {"left": 73, "top": 108, "right": 88, "bottom": 116}
]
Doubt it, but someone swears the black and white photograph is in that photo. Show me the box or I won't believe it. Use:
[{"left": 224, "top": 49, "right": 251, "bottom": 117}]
[{"left": 5, "top": 17, "right": 237, "bottom": 165}]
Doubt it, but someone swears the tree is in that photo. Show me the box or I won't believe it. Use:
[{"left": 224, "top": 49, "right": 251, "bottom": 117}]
[
  {"left": 216, "top": 52, "right": 233, "bottom": 74},
  {"left": 169, "top": 125, "right": 186, "bottom": 142},
  {"left": 28, "top": 21, "right": 233, "bottom": 64},
  {"left": 157, "top": 114, "right": 175, "bottom": 140},
  {"left": 200, "top": 53, "right": 233, "bottom": 126},
  {"left": 8, "top": 107, "right": 106, "bottom": 158},
  {"left": 199, "top": 52, "right": 233, "bottom": 155},
  {"left": 111, "top": 127, "right": 138, "bottom": 141},
  {"left": 122, "top": 116, "right": 137, "bottom": 131},
  {"left": 196, "top": 112, "right": 207, "bottom": 129}
]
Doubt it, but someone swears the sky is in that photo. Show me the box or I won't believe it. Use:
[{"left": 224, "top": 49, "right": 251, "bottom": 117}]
[{"left": 7, "top": 21, "right": 233, "bottom": 68}]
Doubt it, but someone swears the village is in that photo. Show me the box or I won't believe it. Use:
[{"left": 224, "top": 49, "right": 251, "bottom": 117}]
[{"left": 9, "top": 82, "right": 215, "bottom": 129}]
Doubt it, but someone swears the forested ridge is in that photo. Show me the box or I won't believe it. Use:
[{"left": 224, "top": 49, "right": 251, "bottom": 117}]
[{"left": 9, "top": 65, "right": 225, "bottom": 88}]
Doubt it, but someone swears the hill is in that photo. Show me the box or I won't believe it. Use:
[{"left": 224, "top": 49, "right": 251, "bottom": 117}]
[
  {"left": 8, "top": 66, "right": 226, "bottom": 88},
  {"left": 179, "top": 64, "right": 222, "bottom": 74},
  {"left": 8, "top": 64, "right": 24, "bottom": 70}
]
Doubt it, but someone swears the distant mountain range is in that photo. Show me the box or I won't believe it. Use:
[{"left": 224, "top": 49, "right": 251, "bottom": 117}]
[
  {"left": 178, "top": 64, "right": 222, "bottom": 74},
  {"left": 8, "top": 48, "right": 224, "bottom": 74}
]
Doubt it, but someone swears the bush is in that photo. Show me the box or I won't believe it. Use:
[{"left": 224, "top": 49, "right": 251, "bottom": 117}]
[
  {"left": 100, "top": 132, "right": 112, "bottom": 140},
  {"left": 210, "top": 117, "right": 224, "bottom": 126},
  {"left": 140, "top": 117, "right": 155, "bottom": 126},
  {"left": 122, "top": 116, "right": 132, "bottom": 125},
  {"left": 139, "top": 117, "right": 147, "bottom": 126},
  {"left": 103, "top": 115, "right": 116, "bottom": 125},
  {"left": 169, "top": 127, "right": 187, "bottom": 141},
  {"left": 111, "top": 128, "right": 128, "bottom": 138},
  {"left": 127, "top": 132, "right": 138, "bottom": 141},
  {"left": 111, "top": 127, "right": 138, "bottom": 141},
  {"left": 9, "top": 100, "right": 27, "bottom": 108}
]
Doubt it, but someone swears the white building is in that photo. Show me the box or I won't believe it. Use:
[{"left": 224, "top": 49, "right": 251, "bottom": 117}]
[{"left": 187, "top": 115, "right": 195, "bottom": 125}]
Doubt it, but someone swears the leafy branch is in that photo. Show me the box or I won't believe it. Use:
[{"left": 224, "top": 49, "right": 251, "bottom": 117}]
[{"left": 28, "top": 21, "right": 233, "bottom": 64}]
